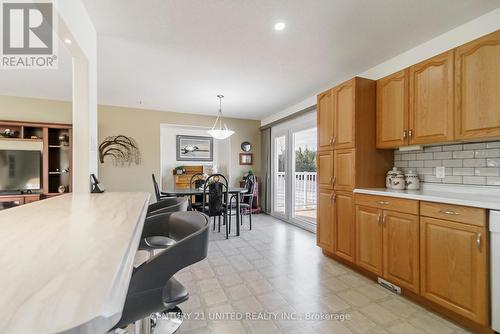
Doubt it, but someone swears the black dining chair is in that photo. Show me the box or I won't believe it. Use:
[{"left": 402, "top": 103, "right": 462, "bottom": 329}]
[
  {"left": 151, "top": 174, "right": 170, "bottom": 202},
  {"left": 189, "top": 172, "right": 206, "bottom": 211},
  {"left": 229, "top": 174, "right": 256, "bottom": 231},
  {"left": 202, "top": 173, "right": 230, "bottom": 239},
  {"left": 112, "top": 211, "right": 209, "bottom": 334}
]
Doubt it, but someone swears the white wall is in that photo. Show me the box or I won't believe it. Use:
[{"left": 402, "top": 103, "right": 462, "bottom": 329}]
[
  {"left": 261, "top": 7, "right": 500, "bottom": 126},
  {"left": 55, "top": 1, "right": 97, "bottom": 193},
  {"left": 159, "top": 124, "right": 231, "bottom": 190}
]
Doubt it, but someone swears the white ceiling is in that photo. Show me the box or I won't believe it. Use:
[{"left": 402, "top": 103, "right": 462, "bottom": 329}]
[{"left": 1, "top": 0, "right": 500, "bottom": 120}]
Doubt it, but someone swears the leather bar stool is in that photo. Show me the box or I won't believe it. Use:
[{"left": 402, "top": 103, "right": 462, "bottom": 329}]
[
  {"left": 112, "top": 211, "right": 209, "bottom": 334},
  {"left": 147, "top": 197, "right": 188, "bottom": 217}
]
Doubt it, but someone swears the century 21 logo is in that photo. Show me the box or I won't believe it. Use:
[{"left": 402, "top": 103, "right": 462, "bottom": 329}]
[{"left": 2, "top": 2, "right": 53, "bottom": 54}]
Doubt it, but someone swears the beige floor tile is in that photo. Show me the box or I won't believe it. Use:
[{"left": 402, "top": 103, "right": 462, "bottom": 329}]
[
  {"left": 226, "top": 284, "right": 252, "bottom": 300},
  {"left": 200, "top": 289, "right": 228, "bottom": 306},
  {"left": 359, "top": 303, "right": 399, "bottom": 325},
  {"left": 387, "top": 322, "right": 426, "bottom": 334},
  {"left": 338, "top": 289, "right": 372, "bottom": 307}
]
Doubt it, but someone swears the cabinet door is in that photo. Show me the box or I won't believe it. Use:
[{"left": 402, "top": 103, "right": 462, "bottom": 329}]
[
  {"left": 409, "top": 50, "right": 454, "bottom": 144},
  {"left": 317, "top": 90, "right": 335, "bottom": 150},
  {"left": 317, "top": 151, "right": 334, "bottom": 189},
  {"left": 376, "top": 69, "right": 409, "bottom": 148},
  {"left": 334, "top": 149, "right": 355, "bottom": 191},
  {"left": 356, "top": 205, "right": 383, "bottom": 276},
  {"left": 383, "top": 210, "right": 420, "bottom": 293},
  {"left": 455, "top": 30, "right": 500, "bottom": 140},
  {"left": 420, "top": 217, "right": 488, "bottom": 325},
  {"left": 334, "top": 80, "right": 355, "bottom": 149},
  {"left": 317, "top": 189, "right": 334, "bottom": 251},
  {"left": 333, "top": 192, "right": 354, "bottom": 262}
]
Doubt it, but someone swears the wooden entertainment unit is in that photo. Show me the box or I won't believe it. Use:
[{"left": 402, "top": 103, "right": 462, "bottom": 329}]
[{"left": 0, "top": 120, "right": 72, "bottom": 209}]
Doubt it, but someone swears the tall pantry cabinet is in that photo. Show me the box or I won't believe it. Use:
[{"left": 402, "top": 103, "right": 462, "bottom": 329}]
[{"left": 316, "top": 77, "right": 393, "bottom": 262}]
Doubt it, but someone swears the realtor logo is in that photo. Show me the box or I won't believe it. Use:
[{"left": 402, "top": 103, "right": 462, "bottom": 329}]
[{"left": 1, "top": 0, "right": 58, "bottom": 69}]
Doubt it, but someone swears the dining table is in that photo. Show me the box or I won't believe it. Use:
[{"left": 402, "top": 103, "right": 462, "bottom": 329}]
[{"left": 161, "top": 187, "right": 248, "bottom": 236}]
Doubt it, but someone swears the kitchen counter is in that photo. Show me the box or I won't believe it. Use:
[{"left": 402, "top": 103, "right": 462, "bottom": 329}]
[
  {"left": 0, "top": 192, "right": 150, "bottom": 334},
  {"left": 355, "top": 183, "right": 500, "bottom": 211}
]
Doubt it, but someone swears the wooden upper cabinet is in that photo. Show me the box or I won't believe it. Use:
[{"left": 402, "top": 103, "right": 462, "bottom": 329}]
[
  {"left": 383, "top": 211, "right": 420, "bottom": 293},
  {"left": 334, "top": 149, "right": 355, "bottom": 191},
  {"left": 409, "top": 50, "right": 454, "bottom": 145},
  {"left": 420, "top": 217, "right": 488, "bottom": 325},
  {"left": 333, "top": 192, "right": 355, "bottom": 262},
  {"left": 376, "top": 69, "right": 409, "bottom": 148},
  {"left": 455, "top": 30, "right": 500, "bottom": 140},
  {"left": 317, "top": 189, "right": 334, "bottom": 251},
  {"left": 317, "top": 89, "right": 335, "bottom": 150},
  {"left": 356, "top": 205, "right": 383, "bottom": 276},
  {"left": 334, "top": 79, "right": 355, "bottom": 149},
  {"left": 317, "top": 150, "right": 334, "bottom": 188}
]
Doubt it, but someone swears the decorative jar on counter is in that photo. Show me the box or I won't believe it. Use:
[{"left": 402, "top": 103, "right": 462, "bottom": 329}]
[
  {"left": 405, "top": 170, "right": 420, "bottom": 190},
  {"left": 386, "top": 167, "right": 400, "bottom": 189}
]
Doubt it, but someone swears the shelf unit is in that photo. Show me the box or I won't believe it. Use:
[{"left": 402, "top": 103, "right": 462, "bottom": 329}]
[{"left": 0, "top": 120, "right": 72, "bottom": 199}]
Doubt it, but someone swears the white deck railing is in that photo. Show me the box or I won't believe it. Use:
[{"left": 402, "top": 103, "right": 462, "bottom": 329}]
[{"left": 276, "top": 172, "right": 317, "bottom": 210}]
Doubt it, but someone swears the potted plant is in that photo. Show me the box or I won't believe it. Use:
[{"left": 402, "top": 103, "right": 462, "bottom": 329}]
[{"left": 175, "top": 165, "right": 185, "bottom": 175}]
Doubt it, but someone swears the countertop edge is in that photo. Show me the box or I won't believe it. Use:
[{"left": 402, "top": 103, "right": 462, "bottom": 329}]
[{"left": 354, "top": 188, "right": 500, "bottom": 211}]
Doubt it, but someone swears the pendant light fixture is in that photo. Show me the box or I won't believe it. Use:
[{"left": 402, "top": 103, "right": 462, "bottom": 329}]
[{"left": 208, "top": 94, "right": 234, "bottom": 140}]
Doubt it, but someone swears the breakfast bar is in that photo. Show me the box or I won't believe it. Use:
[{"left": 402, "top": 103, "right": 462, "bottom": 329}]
[{"left": 0, "top": 192, "right": 150, "bottom": 334}]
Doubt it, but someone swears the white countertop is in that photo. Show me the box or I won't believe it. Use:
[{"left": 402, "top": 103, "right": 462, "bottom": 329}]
[
  {"left": 0, "top": 192, "right": 150, "bottom": 334},
  {"left": 354, "top": 183, "right": 500, "bottom": 211}
]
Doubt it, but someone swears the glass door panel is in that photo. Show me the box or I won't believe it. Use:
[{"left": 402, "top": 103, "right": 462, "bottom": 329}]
[
  {"left": 293, "top": 128, "right": 317, "bottom": 224},
  {"left": 274, "top": 135, "right": 287, "bottom": 216}
]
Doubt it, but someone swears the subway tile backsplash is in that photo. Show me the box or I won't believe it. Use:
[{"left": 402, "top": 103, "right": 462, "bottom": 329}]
[{"left": 394, "top": 141, "right": 500, "bottom": 186}]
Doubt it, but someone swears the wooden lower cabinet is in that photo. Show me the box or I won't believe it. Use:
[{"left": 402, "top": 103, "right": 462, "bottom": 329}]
[
  {"left": 420, "top": 216, "right": 488, "bottom": 325},
  {"left": 317, "top": 189, "right": 334, "bottom": 251},
  {"left": 333, "top": 192, "right": 354, "bottom": 262},
  {"left": 317, "top": 150, "right": 334, "bottom": 188},
  {"left": 383, "top": 211, "right": 420, "bottom": 293},
  {"left": 355, "top": 205, "right": 383, "bottom": 276}
]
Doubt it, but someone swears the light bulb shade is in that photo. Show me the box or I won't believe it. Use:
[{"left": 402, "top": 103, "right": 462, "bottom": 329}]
[{"left": 207, "top": 129, "right": 234, "bottom": 140}]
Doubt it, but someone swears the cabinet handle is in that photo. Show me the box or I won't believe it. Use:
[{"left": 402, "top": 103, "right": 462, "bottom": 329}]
[
  {"left": 332, "top": 176, "right": 336, "bottom": 185},
  {"left": 332, "top": 136, "right": 337, "bottom": 146},
  {"left": 476, "top": 233, "right": 481, "bottom": 251},
  {"left": 403, "top": 130, "right": 407, "bottom": 139},
  {"left": 409, "top": 129, "right": 413, "bottom": 138},
  {"left": 330, "top": 194, "right": 336, "bottom": 202},
  {"left": 377, "top": 201, "right": 390, "bottom": 205},
  {"left": 377, "top": 213, "right": 382, "bottom": 224},
  {"left": 439, "top": 210, "right": 459, "bottom": 215},
  {"left": 329, "top": 176, "right": 333, "bottom": 184},
  {"left": 382, "top": 214, "right": 386, "bottom": 225},
  {"left": 329, "top": 136, "right": 333, "bottom": 145}
]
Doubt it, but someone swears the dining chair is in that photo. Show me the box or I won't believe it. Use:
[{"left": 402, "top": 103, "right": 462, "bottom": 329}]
[
  {"left": 229, "top": 174, "right": 256, "bottom": 231},
  {"left": 202, "top": 173, "right": 230, "bottom": 239},
  {"left": 189, "top": 172, "right": 206, "bottom": 211},
  {"left": 151, "top": 174, "right": 170, "bottom": 202}
]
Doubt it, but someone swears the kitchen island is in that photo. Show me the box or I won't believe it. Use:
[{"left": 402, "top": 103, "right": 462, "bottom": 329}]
[{"left": 0, "top": 192, "right": 150, "bottom": 334}]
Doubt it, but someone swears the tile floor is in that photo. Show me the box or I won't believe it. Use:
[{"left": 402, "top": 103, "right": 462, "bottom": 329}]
[{"left": 154, "top": 214, "right": 471, "bottom": 334}]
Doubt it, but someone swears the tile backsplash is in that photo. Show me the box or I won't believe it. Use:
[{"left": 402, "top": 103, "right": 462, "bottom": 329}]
[{"left": 394, "top": 141, "right": 500, "bottom": 186}]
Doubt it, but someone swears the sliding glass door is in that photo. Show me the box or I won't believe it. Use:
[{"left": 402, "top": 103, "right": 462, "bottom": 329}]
[{"left": 271, "top": 112, "right": 317, "bottom": 232}]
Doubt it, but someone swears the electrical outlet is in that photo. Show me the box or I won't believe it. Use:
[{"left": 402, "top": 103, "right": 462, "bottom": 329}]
[{"left": 436, "top": 166, "right": 445, "bottom": 178}]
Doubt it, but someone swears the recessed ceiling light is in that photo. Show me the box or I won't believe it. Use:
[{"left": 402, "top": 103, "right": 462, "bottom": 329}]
[
  {"left": 274, "top": 22, "right": 286, "bottom": 31},
  {"left": 64, "top": 38, "right": 72, "bottom": 44}
]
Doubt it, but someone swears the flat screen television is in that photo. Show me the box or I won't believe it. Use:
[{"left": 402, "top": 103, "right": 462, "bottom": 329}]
[{"left": 0, "top": 150, "right": 41, "bottom": 192}]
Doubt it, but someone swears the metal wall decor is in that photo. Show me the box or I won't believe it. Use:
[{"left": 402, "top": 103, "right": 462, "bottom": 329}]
[{"left": 98, "top": 135, "right": 141, "bottom": 166}]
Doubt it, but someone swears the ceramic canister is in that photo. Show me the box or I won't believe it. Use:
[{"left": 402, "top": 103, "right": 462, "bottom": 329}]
[
  {"left": 405, "top": 170, "right": 420, "bottom": 190},
  {"left": 391, "top": 173, "right": 406, "bottom": 190},
  {"left": 386, "top": 167, "right": 400, "bottom": 189}
]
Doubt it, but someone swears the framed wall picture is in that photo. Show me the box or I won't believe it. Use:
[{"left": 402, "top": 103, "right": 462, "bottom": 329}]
[
  {"left": 176, "top": 135, "right": 213, "bottom": 161},
  {"left": 239, "top": 153, "right": 253, "bottom": 165}
]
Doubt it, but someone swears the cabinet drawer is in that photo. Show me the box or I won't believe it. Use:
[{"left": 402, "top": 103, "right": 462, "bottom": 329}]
[
  {"left": 420, "top": 201, "right": 485, "bottom": 226},
  {"left": 355, "top": 193, "right": 418, "bottom": 215}
]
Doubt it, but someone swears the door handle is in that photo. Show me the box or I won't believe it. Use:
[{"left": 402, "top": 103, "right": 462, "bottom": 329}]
[
  {"left": 332, "top": 136, "right": 337, "bottom": 146},
  {"left": 409, "top": 129, "right": 413, "bottom": 138},
  {"left": 476, "top": 233, "right": 481, "bottom": 251},
  {"left": 382, "top": 214, "right": 386, "bottom": 225},
  {"left": 332, "top": 176, "right": 336, "bottom": 185},
  {"left": 377, "top": 213, "right": 381, "bottom": 224},
  {"left": 403, "top": 130, "right": 407, "bottom": 139},
  {"left": 330, "top": 193, "right": 336, "bottom": 202}
]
